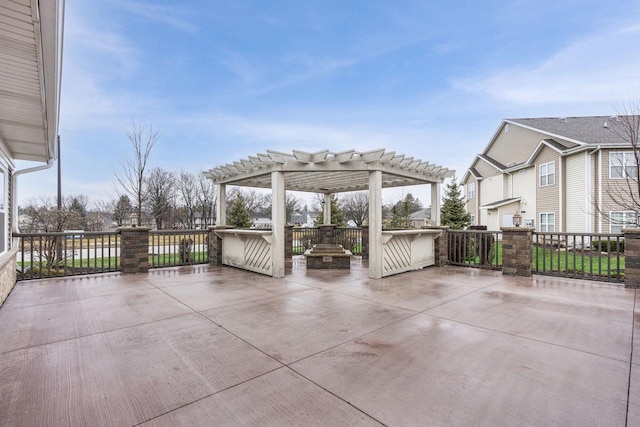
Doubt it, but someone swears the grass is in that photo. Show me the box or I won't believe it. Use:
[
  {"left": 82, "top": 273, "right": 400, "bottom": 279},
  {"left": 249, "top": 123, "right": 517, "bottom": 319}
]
[{"left": 533, "top": 246, "right": 624, "bottom": 278}]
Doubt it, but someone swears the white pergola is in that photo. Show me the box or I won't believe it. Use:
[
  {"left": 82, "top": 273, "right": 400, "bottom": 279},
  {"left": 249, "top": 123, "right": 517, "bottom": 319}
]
[{"left": 204, "top": 149, "right": 454, "bottom": 278}]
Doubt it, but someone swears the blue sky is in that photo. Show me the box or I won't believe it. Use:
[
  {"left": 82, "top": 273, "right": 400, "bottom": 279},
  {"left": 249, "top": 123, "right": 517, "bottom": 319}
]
[{"left": 17, "top": 0, "right": 640, "bottom": 207}]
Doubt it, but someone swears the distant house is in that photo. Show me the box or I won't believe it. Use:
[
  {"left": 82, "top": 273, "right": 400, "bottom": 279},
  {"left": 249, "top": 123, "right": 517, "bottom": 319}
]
[
  {"left": 463, "top": 116, "right": 640, "bottom": 233},
  {"left": 409, "top": 208, "right": 431, "bottom": 228}
]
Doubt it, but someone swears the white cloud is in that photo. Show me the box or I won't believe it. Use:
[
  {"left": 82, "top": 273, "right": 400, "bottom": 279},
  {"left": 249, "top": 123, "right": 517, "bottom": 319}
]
[
  {"left": 452, "top": 23, "right": 640, "bottom": 105},
  {"left": 113, "top": 1, "right": 198, "bottom": 33}
]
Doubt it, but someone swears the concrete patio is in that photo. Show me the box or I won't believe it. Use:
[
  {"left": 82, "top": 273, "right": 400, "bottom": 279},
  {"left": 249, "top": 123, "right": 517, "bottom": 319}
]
[{"left": 1, "top": 259, "right": 638, "bottom": 426}]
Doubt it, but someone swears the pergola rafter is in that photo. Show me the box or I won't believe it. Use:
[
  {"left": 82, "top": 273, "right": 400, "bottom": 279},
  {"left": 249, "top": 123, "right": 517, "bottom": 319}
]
[{"left": 205, "top": 149, "right": 454, "bottom": 279}]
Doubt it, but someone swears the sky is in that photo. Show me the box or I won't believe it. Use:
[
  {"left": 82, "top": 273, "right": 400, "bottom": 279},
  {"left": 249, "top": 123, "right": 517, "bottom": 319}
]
[{"left": 16, "top": 0, "right": 640, "bottom": 208}]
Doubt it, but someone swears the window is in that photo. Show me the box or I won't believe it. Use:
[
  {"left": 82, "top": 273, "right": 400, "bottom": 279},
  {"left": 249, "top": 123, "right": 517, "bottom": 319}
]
[
  {"left": 467, "top": 182, "right": 476, "bottom": 199},
  {"left": 610, "top": 152, "right": 638, "bottom": 179},
  {"left": 609, "top": 211, "right": 636, "bottom": 234},
  {"left": 539, "top": 212, "right": 555, "bottom": 232},
  {"left": 504, "top": 123, "right": 509, "bottom": 133},
  {"left": 539, "top": 161, "right": 555, "bottom": 187}
]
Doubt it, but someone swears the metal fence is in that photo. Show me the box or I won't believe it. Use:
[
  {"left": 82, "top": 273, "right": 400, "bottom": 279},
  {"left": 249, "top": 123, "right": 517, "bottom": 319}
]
[
  {"left": 334, "top": 227, "right": 363, "bottom": 255},
  {"left": 533, "top": 232, "right": 624, "bottom": 282},
  {"left": 149, "top": 230, "right": 209, "bottom": 268},
  {"left": 292, "top": 227, "right": 319, "bottom": 254},
  {"left": 447, "top": 230, "right": 503, "bottom": 270},
  {"left": 16, "top": 231, "right": 121, "bottom": 280}
]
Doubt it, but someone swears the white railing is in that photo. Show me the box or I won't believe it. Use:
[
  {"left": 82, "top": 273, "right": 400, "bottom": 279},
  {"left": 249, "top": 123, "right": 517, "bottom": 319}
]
[
  {"left": 381, "top": 229, "right": 441, "bottom": 277},
  {"left": 215, "top": 229, "right": 273, "bottom": 276}
]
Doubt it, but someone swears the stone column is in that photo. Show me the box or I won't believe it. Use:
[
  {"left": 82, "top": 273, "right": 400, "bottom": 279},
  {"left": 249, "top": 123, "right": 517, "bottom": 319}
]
[
  {"left": 208, "top": 226, "right": 234, "bottom": 266},
  {"left": 120, "top": 227, "right": 150, "bottom": 274},
  {"left": 623, "top": 228, "right": 640, "bottom": 288},
  {"left": 285, "top": 225, "right": 294, "bottom": 258},
  {"left": 318, "top": 224, "right": 336, "bottom": 244},
  {"left": 423, "top": 226, "right": 449, "bottom": 267},
  {"left": 361, "top": 225, "right": 369, "bottom": 260},
  {"left": 500, "top": 227, "right": 533, "bottom": 277}
]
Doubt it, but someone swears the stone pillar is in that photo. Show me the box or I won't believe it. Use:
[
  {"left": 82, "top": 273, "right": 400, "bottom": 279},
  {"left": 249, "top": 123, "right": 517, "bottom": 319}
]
[
  {"left": 120, "top": 227, "right": 150, "bottom": 274},
  {"left": 209, "top": 226, "right": 234, "bottom": 266},
  {"left": 423, "top": 226, "right": 449, "bottom": 267},
  {"left": 500, "top": 227, "right": 533, "bottom": 277},
  {"left": 623, "top": 228, "right": 640, "bottom": 288},
  {"left": 318, "top": 224, "right": 336, "bottom": 244},
  {"left": 285, "top": 225, "right": 294, "bottom": 258},
  {"left": 361, "top": 225, "right": 369, "bottom": 259}
]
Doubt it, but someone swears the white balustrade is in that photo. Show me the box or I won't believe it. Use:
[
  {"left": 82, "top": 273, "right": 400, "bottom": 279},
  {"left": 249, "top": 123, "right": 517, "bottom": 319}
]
[
  {"left": 215, "top": 229, "right": 273, "bottom": 276},
  {"left": 381, "top": 229, "right": 442, "bottom": 277}
]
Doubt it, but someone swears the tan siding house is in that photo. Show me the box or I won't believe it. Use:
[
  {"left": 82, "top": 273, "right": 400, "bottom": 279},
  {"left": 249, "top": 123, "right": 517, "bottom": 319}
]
[{"left": 463, "top": 116, "right": 640, "bottom": 233}]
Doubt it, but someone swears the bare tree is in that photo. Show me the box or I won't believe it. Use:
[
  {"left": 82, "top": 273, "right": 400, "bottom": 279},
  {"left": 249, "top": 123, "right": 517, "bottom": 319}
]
[
  {"left": 226, "top": 188, "right": 269, "bottom": 218},
  {"left": 111, "top": 195, "right": 132, "bottom": 227},
  {"left": 197, "top": 173, "right": 216, "bottom": 227},
  {"left": 285, "top": 192, "right": 302, "bottom": 224},
  {"left": 20, "top": 197, "right": 84, "bottom": 267},
  {"left": 145, "top": 167, "right": 175, "bottom": 229},
  {"left": 175, "top": 171, "right": 198, "bottom": 229},
  {"left": 340, "top": 191, "right": 369, "bottom": 227},
  {"left": 597, "top": 105, "right": 640, "bottom": 230},
  {"left": 115, "top": 121, "right": 159, "bottom": 222}
]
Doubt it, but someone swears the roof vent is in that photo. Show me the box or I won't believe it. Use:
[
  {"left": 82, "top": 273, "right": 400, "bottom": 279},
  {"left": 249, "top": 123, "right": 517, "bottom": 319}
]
[
  {"left": 610, "top": 115, "right": 620, "bottom": 122},
  {"left": 603, "top": 121, "right": 608, "bottom": 128},
  {"left": 559, "top": 117, "right": 567, "bottom": 122}
]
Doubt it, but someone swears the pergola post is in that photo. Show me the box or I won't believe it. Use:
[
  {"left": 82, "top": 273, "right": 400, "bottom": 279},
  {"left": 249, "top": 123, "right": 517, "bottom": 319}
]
[
  {"left": 271, "top": 171, "right": 285, "bottom": 278},
  {"left": 323, "top": 193, "right": 332, "bottom": 225},
  {"left": 431, "top": 182, "right": 441, "bottom": 226},
  {"left": 368, "top": 170, "right": 383, "bottom": 279},
  {"left": 217, "top": 184, "right": 226, "bottom": 226}
]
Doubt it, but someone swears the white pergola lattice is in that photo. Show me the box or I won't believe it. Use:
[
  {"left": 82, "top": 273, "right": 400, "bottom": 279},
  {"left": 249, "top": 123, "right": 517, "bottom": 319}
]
[{"left": 205, "top": 149, "right": 454, "bottom": 278}]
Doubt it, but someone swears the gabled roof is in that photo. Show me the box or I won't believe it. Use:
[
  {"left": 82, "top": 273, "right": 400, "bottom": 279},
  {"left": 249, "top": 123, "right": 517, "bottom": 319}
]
[
  {"left": 480, "top": 197, "right": 522, "bottom": 209},
  {"left": 0, "top": 1, "right": 64, "bottom": 162},
  {"left": 464, "top": 115, "right": 639, "bottom": 183},
  {"left": 205, "top": 149, "right": 455, "bottom": 194},
  {"left": 478, "top": 154, "right": 507, "bottom": 171},
  {"left": 507, "top": 116, "right": 636, "bottom": 146}
]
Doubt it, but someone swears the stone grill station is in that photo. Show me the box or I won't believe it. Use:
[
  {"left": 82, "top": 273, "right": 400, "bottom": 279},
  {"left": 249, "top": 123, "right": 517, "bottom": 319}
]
[{"left": 205, "top": 149, "right": 454, "bottom": 279}]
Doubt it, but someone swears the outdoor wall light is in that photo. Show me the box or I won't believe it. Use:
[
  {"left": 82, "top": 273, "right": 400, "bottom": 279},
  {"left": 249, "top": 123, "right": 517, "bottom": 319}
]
[
  {"left": 131, "top": 212, "right": 138, "bottom": 227},
  {"left": 513, "top": 211, "right": 522, "bottom": 227}
]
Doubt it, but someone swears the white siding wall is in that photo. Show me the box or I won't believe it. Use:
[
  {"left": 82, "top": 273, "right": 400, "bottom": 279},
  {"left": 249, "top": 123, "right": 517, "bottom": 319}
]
[
  {"left": 565, "top": 153, "right": 586, "bottom": 232},
  {"left": 479, "top": 176, "right": 503, "bottom": 207},
  {"left": 512, "top": 167, "right": 536, "bottom": 227}
]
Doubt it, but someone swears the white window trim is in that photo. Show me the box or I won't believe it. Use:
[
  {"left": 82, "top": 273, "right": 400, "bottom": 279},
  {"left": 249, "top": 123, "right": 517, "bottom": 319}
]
[
  {"left": 467, "top": 182, "right": 475, "bottom": 199},
  {"left": 609, "top": 151, "right": 638, "bottom": 180},
  {"left": 609, "top": 210, "right": 636, "bottom": 234},
  {"left": 539, "top": 212, "right": 555, "bottom": 232},
  {"left": 539, "top": 161, "right": 555, "bottom": 187}
]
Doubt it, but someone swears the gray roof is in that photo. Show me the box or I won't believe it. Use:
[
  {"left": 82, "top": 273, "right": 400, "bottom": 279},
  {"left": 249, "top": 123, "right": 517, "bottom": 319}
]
[
  {"left": 507, "top": 116, "right": 639, "bottom": 146},
  {"left": 480, "top": 197, "right": 522, "bottom": 209},
  {"left": 478, "top": 154, "right": 507, "bottom": 170},
  {"left": 409, "top": 208, "right": 431, "bottom": 219}
]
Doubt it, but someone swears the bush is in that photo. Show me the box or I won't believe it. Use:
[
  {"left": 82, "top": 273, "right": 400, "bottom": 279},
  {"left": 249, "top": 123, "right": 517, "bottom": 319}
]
[{"left": 591, "top": 239, "right": 625, "bottom": 253}]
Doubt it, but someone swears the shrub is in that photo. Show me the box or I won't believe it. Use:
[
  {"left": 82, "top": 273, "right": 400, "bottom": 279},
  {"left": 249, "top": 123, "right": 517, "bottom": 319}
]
[{"left": 591, "top": 239, "right": 625, "bottom": 253}]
